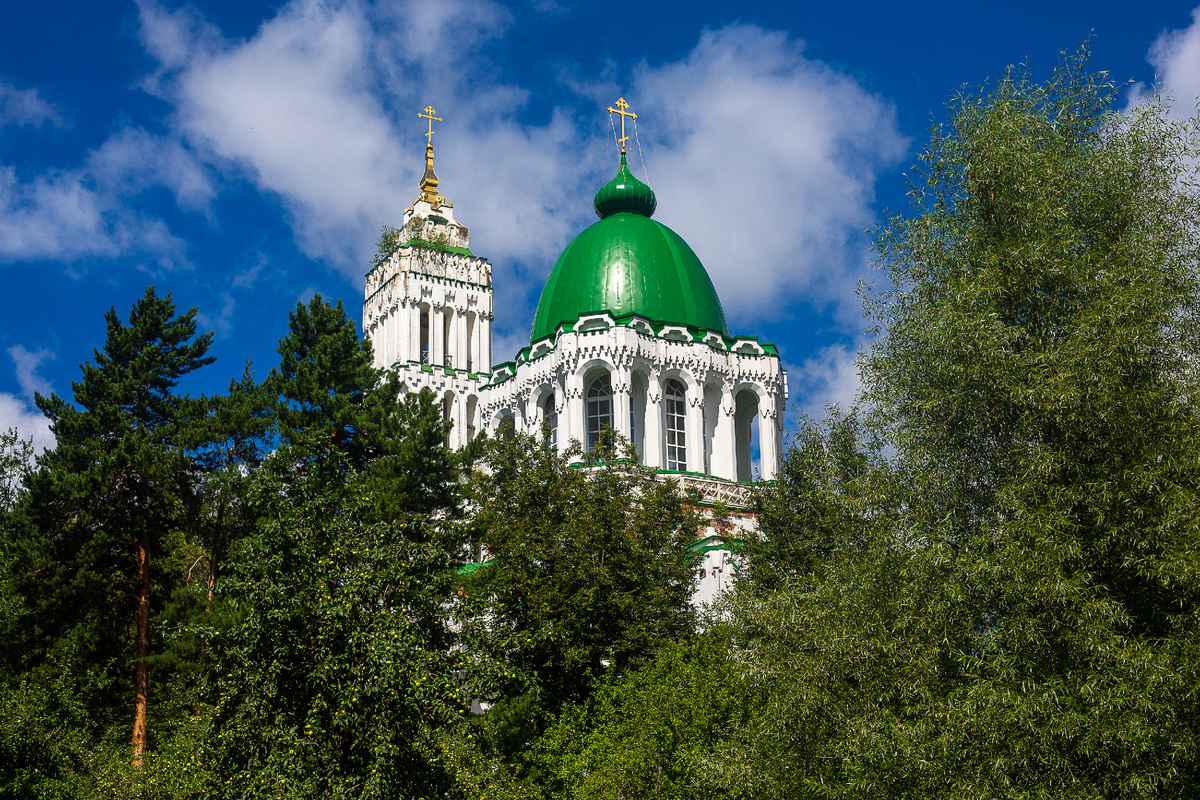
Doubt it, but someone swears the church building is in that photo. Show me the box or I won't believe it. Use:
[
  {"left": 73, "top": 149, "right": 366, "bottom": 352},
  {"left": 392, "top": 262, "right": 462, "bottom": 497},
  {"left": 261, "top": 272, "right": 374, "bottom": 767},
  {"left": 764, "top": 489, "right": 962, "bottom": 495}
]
[{"left": 362, "top": 101, "right": 787, "bottom": 601}]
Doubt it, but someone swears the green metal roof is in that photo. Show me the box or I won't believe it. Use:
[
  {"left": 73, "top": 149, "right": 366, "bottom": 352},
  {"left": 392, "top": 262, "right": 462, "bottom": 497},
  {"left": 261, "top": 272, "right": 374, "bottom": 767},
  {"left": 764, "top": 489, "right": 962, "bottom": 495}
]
[{"left": 529, "top": 155, "right": 729, "bottom": 343}]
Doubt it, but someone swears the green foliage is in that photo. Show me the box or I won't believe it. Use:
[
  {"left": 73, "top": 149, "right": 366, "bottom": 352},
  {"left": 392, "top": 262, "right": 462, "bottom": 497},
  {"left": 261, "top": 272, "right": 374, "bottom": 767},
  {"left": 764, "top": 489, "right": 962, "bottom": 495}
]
[
  {"left": 272, "top": 294, "right": 382, "bottom": 469},
  {"left": 205, "top": 450, "right": 469, "bottom": 799},
  {"left": 743, "top": 410, "right": 895, "bottom": 592},
  {"left": 18, "top": 287, "right": 213, "bottom": 753},
  {"left": 459, "top": 431, "right": 700, "bottom": 759},
  {"left": 713, "top": 48, "right": 1200, "bottom": 799},
  {"left": 0, "top": 429, "right": 32, "bottom": 512},
  {"left": 532, "top": 632, "right": 746, "bottom": 800},
  {"left": 370, "top": 225, "right": 402, "bottom": 269}
]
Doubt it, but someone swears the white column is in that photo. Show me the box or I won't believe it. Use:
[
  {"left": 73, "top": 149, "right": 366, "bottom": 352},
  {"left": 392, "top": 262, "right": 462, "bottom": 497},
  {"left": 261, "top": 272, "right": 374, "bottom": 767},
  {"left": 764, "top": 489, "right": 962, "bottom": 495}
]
[
  {"left": 644, "top": 382, "right": 663, "bottom": 469},
  {"left": 454, "top": 394, "right": 466, "bottom": 450},
  {"left": 396, "top": 306, "right": 409, "bottom": 367},
  {"left": 758, "top": 398, "right": 779, "bottom": 480},
  {"left": 713, "top": 387, "right": 737, "bottom": 480},
  {"left": 566, "top": 371, "right": 586, "bottom": 455},
  {"left": 445, "top": 306, "right": 457, "bottom": 370},
  {"left": 553, "top": 382, "right": 565, "bottom": 456},
  {"left": 613, "top": 367, "right": 631, "bottom": 443},
  {"left": 686, "top": 395, "right": 705, "bottom": 474},
  {"left": 409, "top": 300, "right": 420, "bottom": 363},
  {"left": 383, "top": 309, "right": 394, "bottom": 368},
  {"left": 482, "top": 315, "right": 493, "bottom": 372}
]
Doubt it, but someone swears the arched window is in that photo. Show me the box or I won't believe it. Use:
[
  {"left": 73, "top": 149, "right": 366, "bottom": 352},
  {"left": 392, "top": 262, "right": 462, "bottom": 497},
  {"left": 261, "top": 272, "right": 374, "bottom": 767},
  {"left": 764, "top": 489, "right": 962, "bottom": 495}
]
[
  {"left": 443, "top": 391, "right": 455, "bottom": 449},
  {"left": 665, "top": 379, "right": 687, "bottom": 471},
  {"left": 419, "top": 306, "right": 430, "bottom": 364},
  {"left": 466, "top": 395, "right": 478, "bottom": 442},
  {"left": 734, "top": 388, "right": 760, "bottom": 482},
  {"left": 586, "top": 375, "right": 613, "bottom": 451},
  {"left": 543, "top": 392, "right": 558, "bottom": 450},
  {"left": 466, "top": 312, "right": 476, "bottom": 373}
]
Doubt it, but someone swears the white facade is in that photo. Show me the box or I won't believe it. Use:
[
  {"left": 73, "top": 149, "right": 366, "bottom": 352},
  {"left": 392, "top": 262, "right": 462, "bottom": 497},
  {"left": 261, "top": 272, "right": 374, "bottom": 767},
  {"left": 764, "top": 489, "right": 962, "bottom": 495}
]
[
  {"left": 480, "top": 317, "right": 785, "bottom": 482},
  {"left": 363, "top": 197, "right": 493, "bottom": 451}
]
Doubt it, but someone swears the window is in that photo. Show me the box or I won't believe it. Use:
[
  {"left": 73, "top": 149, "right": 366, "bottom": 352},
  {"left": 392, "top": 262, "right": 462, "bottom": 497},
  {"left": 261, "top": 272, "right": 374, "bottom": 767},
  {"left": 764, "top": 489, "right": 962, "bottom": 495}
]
[
  {"left": 420, "top": 308, "right": 430, "bottom": 364},
  {"left": 466, "top": 312, "right": 476, "bottom": 373},
  {"left": 665, "top": 379, "right": 687, "bottom": 471},
  {"left": 586, "top": 376, "right": 613, "bottom": 451},
  {"left": 543, "top": 393, "right": 558, "bottom": 449}
]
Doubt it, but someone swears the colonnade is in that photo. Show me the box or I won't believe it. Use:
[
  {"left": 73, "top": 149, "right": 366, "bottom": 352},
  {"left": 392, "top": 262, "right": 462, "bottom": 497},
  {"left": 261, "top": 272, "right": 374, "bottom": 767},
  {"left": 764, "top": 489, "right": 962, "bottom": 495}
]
[
  {"left": 508, "top": 362, "right": 781, "bottom": 481},
  {"left": 373, "top": 298, "right": 491, "bottom": 373}
]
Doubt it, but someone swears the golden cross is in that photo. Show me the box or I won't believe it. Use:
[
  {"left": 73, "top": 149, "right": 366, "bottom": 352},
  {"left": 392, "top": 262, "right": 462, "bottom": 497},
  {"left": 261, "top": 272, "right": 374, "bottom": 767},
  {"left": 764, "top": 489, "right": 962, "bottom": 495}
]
[
  {"left": 418, "top": 105, "right": 442, "bottom": 147},
  {"left": 606, "top": 97, "right": 637, "bottom": 154}
]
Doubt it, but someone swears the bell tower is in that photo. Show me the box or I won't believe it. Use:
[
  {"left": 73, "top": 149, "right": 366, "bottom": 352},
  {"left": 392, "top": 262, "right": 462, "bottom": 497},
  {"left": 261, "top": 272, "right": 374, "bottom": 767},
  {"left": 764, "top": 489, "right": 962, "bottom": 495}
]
[{"left": 363, "top": 106, "right": 494, "bottom": 448}]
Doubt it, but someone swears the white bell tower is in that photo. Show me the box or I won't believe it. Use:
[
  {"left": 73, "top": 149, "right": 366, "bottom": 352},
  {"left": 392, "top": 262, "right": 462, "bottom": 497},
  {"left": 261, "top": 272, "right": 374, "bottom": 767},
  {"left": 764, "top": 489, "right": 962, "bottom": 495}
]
[{"left": 363, "top": 106, "right": 493, "bottom": 448}]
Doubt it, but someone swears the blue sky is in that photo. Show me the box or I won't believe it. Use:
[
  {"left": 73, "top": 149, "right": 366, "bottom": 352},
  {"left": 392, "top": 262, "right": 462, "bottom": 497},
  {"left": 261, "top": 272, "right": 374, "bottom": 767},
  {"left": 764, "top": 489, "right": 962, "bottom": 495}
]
[{"left": 3, "top": 0, "right": 1200, "bottom": 451}]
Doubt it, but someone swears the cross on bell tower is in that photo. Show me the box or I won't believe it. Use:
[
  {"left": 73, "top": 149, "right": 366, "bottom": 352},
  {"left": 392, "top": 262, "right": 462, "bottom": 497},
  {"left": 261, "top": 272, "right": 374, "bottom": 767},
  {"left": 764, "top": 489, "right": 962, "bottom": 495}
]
[{"left": 416, "top": 105, "right": 447, "bottom": 208}]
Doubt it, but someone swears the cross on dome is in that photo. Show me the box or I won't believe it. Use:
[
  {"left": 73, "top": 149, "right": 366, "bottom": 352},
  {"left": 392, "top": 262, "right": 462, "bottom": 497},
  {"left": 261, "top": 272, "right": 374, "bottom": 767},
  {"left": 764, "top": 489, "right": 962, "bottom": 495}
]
[{"left": 606, "top": 97, "right": 637, "bottom": 155}]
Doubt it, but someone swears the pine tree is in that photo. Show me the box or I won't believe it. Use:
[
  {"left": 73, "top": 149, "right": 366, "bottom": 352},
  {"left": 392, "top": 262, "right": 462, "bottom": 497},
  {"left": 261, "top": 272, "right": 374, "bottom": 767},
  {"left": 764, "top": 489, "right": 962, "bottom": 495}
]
[{"left": 24, "top": 287, "right": 214, "bottom": 767}]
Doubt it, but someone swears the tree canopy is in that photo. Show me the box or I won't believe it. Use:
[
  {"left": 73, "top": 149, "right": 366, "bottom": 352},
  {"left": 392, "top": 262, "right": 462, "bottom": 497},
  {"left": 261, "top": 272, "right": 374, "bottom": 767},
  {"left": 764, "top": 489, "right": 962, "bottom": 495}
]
[{"left": 4, "top": 47, "right": 1200, "bottom": 800}]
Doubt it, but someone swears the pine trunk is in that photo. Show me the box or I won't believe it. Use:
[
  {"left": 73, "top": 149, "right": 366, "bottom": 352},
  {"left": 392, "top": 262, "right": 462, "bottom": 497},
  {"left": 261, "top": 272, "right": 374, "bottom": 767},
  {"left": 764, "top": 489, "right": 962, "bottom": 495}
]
[{"left": 131, "top": 530, "right": 151, "bottom": 767}]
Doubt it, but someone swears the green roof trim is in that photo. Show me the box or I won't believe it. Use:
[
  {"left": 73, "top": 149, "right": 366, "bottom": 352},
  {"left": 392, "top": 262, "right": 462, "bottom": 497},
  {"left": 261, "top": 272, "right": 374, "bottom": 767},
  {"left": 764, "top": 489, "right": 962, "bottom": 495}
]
[
  {"left": 457, "top": 559, "right": 494, "bottom": 576},
  {"left": 402, "top": 239, "right": 474, "bottom": 258}
]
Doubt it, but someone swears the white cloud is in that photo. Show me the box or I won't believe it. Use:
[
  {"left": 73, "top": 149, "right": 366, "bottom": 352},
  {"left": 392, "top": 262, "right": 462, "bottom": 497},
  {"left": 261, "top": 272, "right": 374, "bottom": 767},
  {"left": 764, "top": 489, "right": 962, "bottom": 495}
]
[
  {"left": 0, "top": 78, "right": 63, "bottom": 129},
  {"left": 87, "top": 127, "right": 216, "bottom": 214},
  {"left": 8, "top": 345, "right": 54, "bottom": 400},
  {"left": 0, "top": 393, "right": 54, "bottom": 454},
  {"left": 0, "top": 159, "right": 188, "bottom": 265},
  {"left": 196, "top": 292, "right": 236, "bottom": 336},
  {"left": 136, "top": 0, "right": 590, "bottom": 280},
  {"left": 1, "top": 70, "right": 210, "bottom": 267},
  {"left": 0, "top": 121, "right": 211, "bottom": 266},
  {"left": 788, "top": 339, "right": 864, "bottom": 421},
  {"left": 629, "top": 26, "right": 907, "bottom": 328},
  {"left": 1147, "top": 6, "right": 1200, "bottom": 117},
  {"left": 1, "top": 346, "right": 55, "bottom": 453}
]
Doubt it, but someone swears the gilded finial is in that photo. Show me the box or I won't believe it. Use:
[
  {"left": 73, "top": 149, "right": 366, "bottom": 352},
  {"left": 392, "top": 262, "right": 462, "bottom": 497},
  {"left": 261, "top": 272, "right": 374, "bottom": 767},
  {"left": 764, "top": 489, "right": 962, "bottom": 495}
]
[
  {"left": 606, "top": 97, "right": 637, "bottom": 155},
  {"left": 419, "top": 105, "right": 441, "bottom": 146},
  {"left": 415, "top": 106, "right": 448, "bottom": 208}
]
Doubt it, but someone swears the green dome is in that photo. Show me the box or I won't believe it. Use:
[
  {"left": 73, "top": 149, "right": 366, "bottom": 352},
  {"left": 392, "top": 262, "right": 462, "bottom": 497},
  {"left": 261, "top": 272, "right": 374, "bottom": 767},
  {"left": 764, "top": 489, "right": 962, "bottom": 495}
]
[
  {"left": 593, "top": 154, "right": 657, "bottom": 218},
  {"left": 530, "top": 155, "right": 729, "bottom": 343}
]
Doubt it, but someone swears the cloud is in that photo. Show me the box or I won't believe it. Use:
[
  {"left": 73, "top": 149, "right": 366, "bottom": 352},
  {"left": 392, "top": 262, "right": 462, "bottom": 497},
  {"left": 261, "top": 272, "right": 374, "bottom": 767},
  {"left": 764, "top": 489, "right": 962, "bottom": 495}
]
[
  {"left": 0, "top": 78, "right": 63, "bottom": 129},
  {"left": 0, "top": 393, "right": 54, "bottom": 454},
  {"left": 87, "top": 127, "right": 216, "bottom": 214},
  {"left": 8, "top": 345, "right": 54, "bottom": 400},
  {"left": 788, "top": 339, "right": 864, "bottom": 422},
  {"left": 1, "top": 345, "right": 56, "bottom": 454},
  {"left": 136, "top": 0, "right": 589, "bottom": 282},
  {"left": 629, "top": 26, "right": 907, "bottom": 327},
  {"left": 0, "top": 122, "right": 211, "bottom": 266},
  {"left": 1147, "top": 6, "right": 1200, "bottom": 116},
  {"left": 0, "top": 159, "right": 189, "bottom": 265},
  {"left": 196, "top": 293, "right": 236, "bottom": 337},
  {"left": 1, "top": 69, "right": 211, "bottom": 267}
]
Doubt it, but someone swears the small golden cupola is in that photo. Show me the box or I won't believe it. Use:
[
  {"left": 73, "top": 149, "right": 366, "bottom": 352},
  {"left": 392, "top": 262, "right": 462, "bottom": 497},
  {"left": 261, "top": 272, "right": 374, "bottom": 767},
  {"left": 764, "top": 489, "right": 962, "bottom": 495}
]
[{"left": 415, "top": 105, "right": 451, "bottom": 210}]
